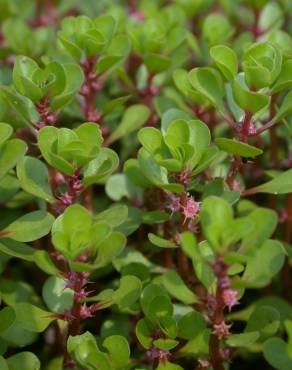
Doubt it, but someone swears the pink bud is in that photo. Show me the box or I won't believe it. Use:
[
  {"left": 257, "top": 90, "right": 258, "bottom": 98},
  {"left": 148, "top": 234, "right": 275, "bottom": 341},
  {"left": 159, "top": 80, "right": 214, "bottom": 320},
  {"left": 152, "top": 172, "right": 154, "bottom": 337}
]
[
  {"left": 166, "top": 194, "right": 181, "bottom": 214},
  {"left": 222, "top": 289, "right": 239, "bottom": 311}
]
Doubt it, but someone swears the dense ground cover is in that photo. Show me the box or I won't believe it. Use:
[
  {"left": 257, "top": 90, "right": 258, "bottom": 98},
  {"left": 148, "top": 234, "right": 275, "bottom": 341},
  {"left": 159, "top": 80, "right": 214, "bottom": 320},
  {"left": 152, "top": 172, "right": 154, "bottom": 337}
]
[{"left": 0, "top": 0, "right": 291, "bottom": 369}]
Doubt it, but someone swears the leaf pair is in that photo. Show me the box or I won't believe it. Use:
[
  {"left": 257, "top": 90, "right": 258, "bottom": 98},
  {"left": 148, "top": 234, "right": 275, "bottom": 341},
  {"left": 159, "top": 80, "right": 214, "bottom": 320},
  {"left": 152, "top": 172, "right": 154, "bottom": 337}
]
[
  {"left": 51, "top": 204, "right": 126, "bottom": 263},
  {"left": 13, "top": 56, "right": 83, "bottom": 110}
]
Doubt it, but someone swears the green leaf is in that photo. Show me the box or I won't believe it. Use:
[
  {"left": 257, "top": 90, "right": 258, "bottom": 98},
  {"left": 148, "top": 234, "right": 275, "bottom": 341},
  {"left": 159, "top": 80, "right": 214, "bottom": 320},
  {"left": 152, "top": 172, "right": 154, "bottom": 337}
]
[
  {"left": 161, "top": 109, "right": 192, "bottom": 134},
  {"left": 42, "top": 276, "right": 74, "bottom": 314},
  {"left": 0, "top": 122, "right": 13, "bottom": 146},
  {"left": 162, "top": 271, "right": 198, "bottom": 304},
  {"left": 102, "top": 95, "right": 131, "bottom": 116},
  {"left": 243, "top": 42, "right": 282, "bottom": 89},
  {"left": 245, "top": 306, "right": 280, "bottom": 340},
  {"left": 188, "top": 67, "right": 224, "bottom": 110},
  {"left": 0, "top": 357, "right": 8, "bottom": 370},
  {"left": 102, "top": 335, "right": 130, "bottom": 368},
  {"left": 17, "top": 156, "right": 55, "bottom": 203},
  {"left": 138, "top": 127, "right": 162, "bottom": 154},
  {"left": 226, "top": 331, "right": 260, "bottom": 347},
  {"left": 38, "top": 126, "right": 75, "bottom": 176},
  {"left": 241, "top": 240, "right": 286, "bottom": 287},
  {"left": 114, "top": 275, "right": 142, "bottom": 309},
  {"left": 210, "top": 45, "right": 238, "bottom": 81},
  {"left": 263, "top": 338, "right": 292, "bottom": 370},
  {"left": 50, "top": 64, "right": 84, "bottom": 111},
  {"left": 156, "top": 362, "right": 183, "bottom": 370},
  {"left": 178, "top": 311, "right": 206, "bottom": 340},
  {"left": 0, "top": 238, "right": 35, "bottom": 261},
  {"left": 105, "top": 173, "right": 137, "bottom": 201},
  {"left": 83, "top": 148, "right": 119, "bottom": 186},
  {"left": 6, "top": 352, "right": 40, "bottom": 370},
  {"left": 180, "top": 231, "right": 199, "bottom": 260},
  {"left": 286, "top": 320, "right": 292, "bottom": 358},
  {"left": 95, "top": 232, "right": 126, "bottom": 268},
  {"left": 138, "top": 148, "right": 169, "bottom": 187},
  {"left": 153, "top": 338, "right": 179, "bottom": 350},
  {"left": 52, "top": 204, "right": 92, "bottom": 260},
  {"left": 148, "top": 295, "right": 173, "bottom": 322},
  {"left": 144, "top": 53, "right": 172, "bottom": 73},
  {"left": 246, "top": 169, "right": 292, "bottom": 195},
  {"left": 0, "top": 138, "right": 27, "bottom": 179},
  {"left": 148, "top": 233, "right": 177, "bottom": 249},
  {"left": 34, "top": 250, "right": 60, "bottom": 276},
  {"left": 1, "top": 211, "right": 54, "bottom": 242},
  {"left": 136, "top": 318, "right": 154, "bottom": 349},
  {"left": 272, "top": 59, "right": 292, "bottom": 93},
  {"left": 95, "top": 204, "right": 128, "bottom": 228},
  {"left": 239, "top": 207, "right": 277, "bottom": 250},
  {"left": 141, "top": 284, "right": 169, "bottom": 319},
  {"left": 200, "top": 196, "right": 233, "bottom": 252},
  {"left": 0, "top": 278, "right": 40, "bottom": 307},
  {"left": 0, "top": 86, "right": 38, "bottom": 125},
  {"left": 202, "top": 14, "right": 234, "bottom": 46},
  {"left": 215, "top": 138, "right": 263, "bottom": 157},
  {"left": 107, "top": 105, "right": 150, "bottom": 144},
  {"left": 173, "top": 69, "right": 201, "bottom": 101},
  {"left": 272, "top": 91, "right": 292, "bottom": 124},
  {"left": 58, "top": 30, "right": 83, "bottom": 60},
  {"left": 68, "top": 331, "right": 111, "bottom": 370},
  {"left": 142, "top": 211, "right": 170, "bottom": 224},
  {"left": 0, "top": 307, "right": 16, "bottom": 333},
  {"left": 13, "top": 56, "right": 43, "bottom": 102},
  {"left": 192, "top": 146, "right": 219, "bottom": 176},
  {"left": 232, "top": 80, "right": 270, "bottom": 113},
  {"left": 14, "top": 303, "right": 54, "bottom": 332}
]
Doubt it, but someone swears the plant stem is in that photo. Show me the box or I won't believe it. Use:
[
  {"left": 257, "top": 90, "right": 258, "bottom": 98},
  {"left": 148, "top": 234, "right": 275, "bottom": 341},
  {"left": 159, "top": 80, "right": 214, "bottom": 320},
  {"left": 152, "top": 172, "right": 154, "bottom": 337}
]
[
  {"left": 209, "top": 287, "right": 225, "bottom": 370},
  {"left": 226, "top": 155, "right": 242, "bottom": 190},
  {"left": 80, "top": 56, "right": 102, "bottom": 123},
  {"left": 241, "top": 111, "right": 253, "bottom": 140}
]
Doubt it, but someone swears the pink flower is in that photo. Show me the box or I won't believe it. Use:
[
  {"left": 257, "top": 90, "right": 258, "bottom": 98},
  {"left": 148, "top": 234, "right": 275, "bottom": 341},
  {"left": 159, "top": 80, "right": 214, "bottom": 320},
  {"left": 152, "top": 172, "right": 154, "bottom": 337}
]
[
  {"left": 80, "top": 304, "right": 94, "bottom": 319},
  {"left": 222, "top": 289, "right": 239, "bottom": 311},
  {"left": 213, "top": 321, "right": 232, "bottom": 338},
  {"left": 182, "top": 196, "right": 200, "bottom": 222}
]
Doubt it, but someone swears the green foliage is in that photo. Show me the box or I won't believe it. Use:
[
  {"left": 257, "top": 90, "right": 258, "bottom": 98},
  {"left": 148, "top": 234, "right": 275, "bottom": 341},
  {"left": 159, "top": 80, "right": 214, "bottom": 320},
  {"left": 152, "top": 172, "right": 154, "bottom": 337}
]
[{"left": 0, "top": 1, "right": 290, "bottom": 369}]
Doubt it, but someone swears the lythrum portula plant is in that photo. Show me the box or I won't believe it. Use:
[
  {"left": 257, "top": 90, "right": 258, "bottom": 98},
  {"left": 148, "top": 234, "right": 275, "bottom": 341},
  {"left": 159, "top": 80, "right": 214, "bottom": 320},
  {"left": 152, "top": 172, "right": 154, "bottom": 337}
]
[{"left": 0, "top": 0, "right": 291, "bottom": 369}]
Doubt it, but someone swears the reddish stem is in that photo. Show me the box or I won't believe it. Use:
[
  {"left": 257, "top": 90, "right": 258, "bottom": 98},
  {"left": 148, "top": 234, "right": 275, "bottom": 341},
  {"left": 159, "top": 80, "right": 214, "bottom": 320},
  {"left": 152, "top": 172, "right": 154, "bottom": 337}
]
[
  {"left": 35, "top": 96, "right": 58, "bottom": 129},
  {"left": 79, "top": 56, "right": 102, "bottom": 123},
  {"left": 54, "top": 170, "right": 84, "bottom": 214},
  {"left": 226, "top": 155, "right": 242, "bottom": 190}
]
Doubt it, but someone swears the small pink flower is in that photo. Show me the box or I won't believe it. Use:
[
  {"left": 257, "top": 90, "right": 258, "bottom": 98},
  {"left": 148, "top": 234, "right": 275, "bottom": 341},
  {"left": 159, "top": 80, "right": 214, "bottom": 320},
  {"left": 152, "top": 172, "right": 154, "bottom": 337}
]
[
  {"left": 130, "top": 11, "right": 145, "bottom": 22},
  {"left": 231, "top": 181, "right": 241, "bottom": 191},
  {"left": 79, "top": 304, "right": 94, "bottom": 319},
  {"left": 146, "top": 348, "right": 170, "bottom": 363},
  {"left": 213, "top": 321, "right": 232, "bottom": 338},
  {"left": 166, "top": 194, "right": 181, "bottom": 214},
  {"left": 182, "top": 196, "right": 200, "bottom": 222},
  {"left": 222, "top": 289, "right": 239, "bottom": 311}
]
